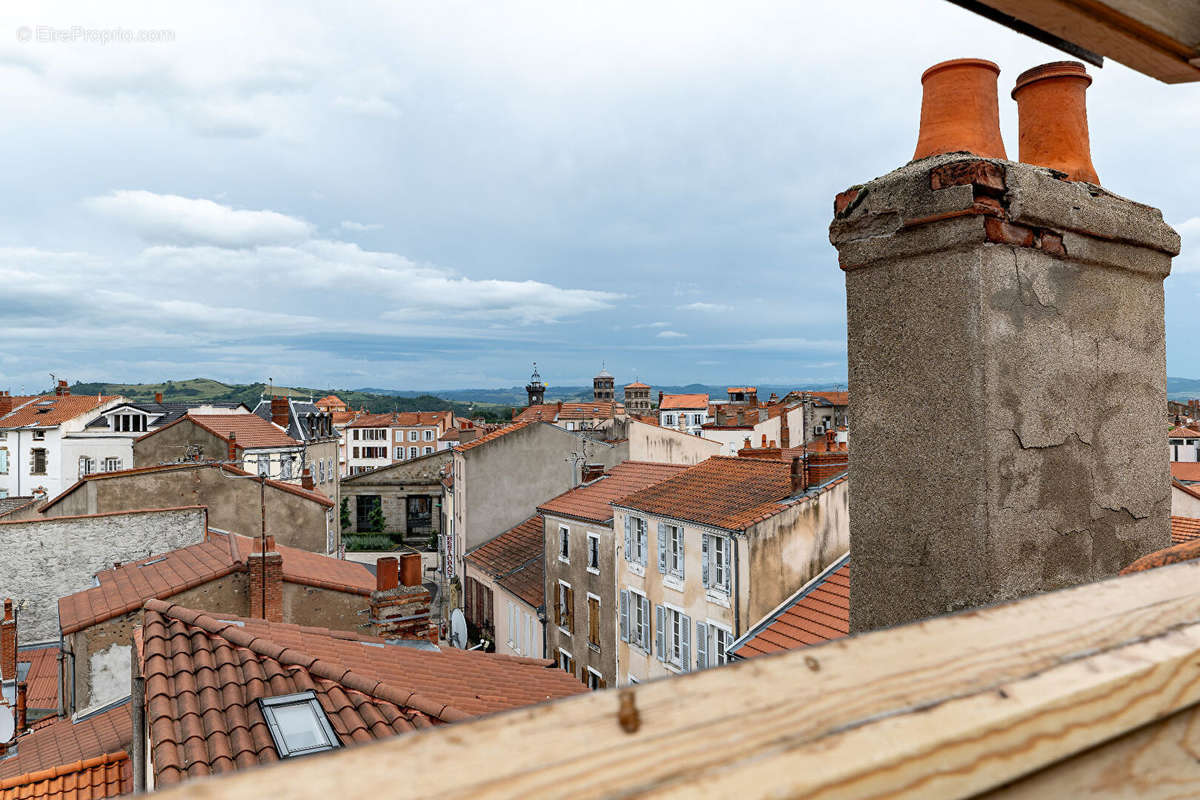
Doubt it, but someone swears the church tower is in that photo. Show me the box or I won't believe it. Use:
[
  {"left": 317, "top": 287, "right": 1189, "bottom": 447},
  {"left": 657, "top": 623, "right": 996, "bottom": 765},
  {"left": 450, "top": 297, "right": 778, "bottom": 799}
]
[{"left": 526, "top": 363, "right": 547, "bottom": 406}]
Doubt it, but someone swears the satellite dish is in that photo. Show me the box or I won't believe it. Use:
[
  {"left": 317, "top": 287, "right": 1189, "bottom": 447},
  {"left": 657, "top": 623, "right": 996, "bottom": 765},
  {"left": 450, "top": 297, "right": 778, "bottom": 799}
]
[
  {"left": 449, "top": 608, "right": 468, "bottom": 649},
  {"left": 0, "top": 704, "right": 14, "bottom": 741}
]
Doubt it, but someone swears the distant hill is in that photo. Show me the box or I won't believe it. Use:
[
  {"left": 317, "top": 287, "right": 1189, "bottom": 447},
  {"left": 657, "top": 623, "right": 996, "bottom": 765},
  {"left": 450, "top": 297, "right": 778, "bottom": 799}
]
[
  {"left": 1168, "top": 377, "right": 1200, "bottom": 402},
  {"left": 66, "top": 378, "right": 511, "bottom": 420},
  {"left": 361, "top": 382, "right": 850, "bottom": 407}
]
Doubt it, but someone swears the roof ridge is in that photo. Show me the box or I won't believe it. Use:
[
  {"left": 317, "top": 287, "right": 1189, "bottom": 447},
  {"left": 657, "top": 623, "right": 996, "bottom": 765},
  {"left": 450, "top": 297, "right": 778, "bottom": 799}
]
[
  {"left": 147, "top": 601, "right": 471, "bottom": 723},
  {"left": 0, "top": 751, "right": 129, "bottom": 791}
]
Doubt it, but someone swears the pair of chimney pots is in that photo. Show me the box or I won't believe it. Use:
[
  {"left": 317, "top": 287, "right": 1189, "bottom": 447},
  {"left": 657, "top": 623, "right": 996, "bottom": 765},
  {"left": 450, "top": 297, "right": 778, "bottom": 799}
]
[{"left": 913, "top": 57, "right": 1099, "bottom": 184}]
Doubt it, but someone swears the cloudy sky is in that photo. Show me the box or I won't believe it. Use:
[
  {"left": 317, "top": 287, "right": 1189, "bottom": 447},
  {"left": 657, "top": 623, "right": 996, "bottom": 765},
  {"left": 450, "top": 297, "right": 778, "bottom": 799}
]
[{"left": 1, "top": 1, "right": 1197, "bottom": 393}]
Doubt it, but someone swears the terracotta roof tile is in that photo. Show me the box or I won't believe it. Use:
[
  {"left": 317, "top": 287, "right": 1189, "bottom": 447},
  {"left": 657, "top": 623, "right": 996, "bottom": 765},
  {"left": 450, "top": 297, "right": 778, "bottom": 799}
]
[
  {"left": 453, "top": 420, "right": 536, "bottom": 453},
  {"left": 346, "top": 411, "right": 451, "bottom": 429},
  {"left": 1171, "top": 516, "right": 1200, "bottom": 545},
  {"left": 1120, "top": 539, "right": 1200, "bottom": 575},
  {"left": 59, "top": 532, "right": 373, "bottom": 634},
  {"left": 0, "top": 703, "right": 132, "bottom": 782},
  {"left": 658, "top": 393, "right": 709, "bottom": 410},
  {"left": 809, "top": 391, "right": 849, "bottom": 406},
  {"left": 624, "top": 382, "right": 650, "bottom": 389},
  {"left": 0, "top": 395, "right": 119, "bottom": 429},
  {"left": 0, "top": 751, "right": 130, "bottom": 800},
  {"left": 616, "top": 456, "right": 798, "bottom": 530},
  {"left": 513, "top": 403, "right": 624, "bottom": 423},
  {"left": 464, "top": 516, "right": 546, "bottom": 609},
  {"left": 1171, "top": 462, "right": 1200, "bottom": 483},
  {"left": 538, "top": 462, "right": 690, "bottom": 524},
  {"left": 17, "top": 647, "right": 60, "bottom": 711},
  {"left": 184, "top": 413, "right": 300, "bottom": 449},
  {"left": 1169, "top": 426, "right": 1200, "bottom": 439},
  {"left": 141, "top": 601, "right": 585, "bottom": 787},
  {"left": 733, "top": 553, "right": 850, "bottom": 659}
]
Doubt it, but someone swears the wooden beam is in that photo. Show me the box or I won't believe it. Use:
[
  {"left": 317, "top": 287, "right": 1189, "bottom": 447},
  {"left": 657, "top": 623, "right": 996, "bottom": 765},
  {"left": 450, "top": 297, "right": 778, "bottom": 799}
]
[
  {"left": 962, "top": 0, "right": 1200, "bottom": 83},
  {"left": 158, "top": 559, "right": 1200, "bottom": 799}
]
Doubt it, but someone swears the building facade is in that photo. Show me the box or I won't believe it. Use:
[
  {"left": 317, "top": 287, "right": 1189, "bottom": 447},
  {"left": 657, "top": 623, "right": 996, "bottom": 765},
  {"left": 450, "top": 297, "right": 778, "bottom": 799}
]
[
  {"left": 593, "top": 368, "right": 615, "bottom": 402},
  {"left": 340, "top": 449, "right": 450, "bottom": 539},
  {"left": 345, "top": 411, "right": 455, "bottom": 475},
  {"left": 658, "top": 394, "right": 712, "bottom": 436},
  {"left": 622, "top": 382, "right": 653, "bottom": 414}
]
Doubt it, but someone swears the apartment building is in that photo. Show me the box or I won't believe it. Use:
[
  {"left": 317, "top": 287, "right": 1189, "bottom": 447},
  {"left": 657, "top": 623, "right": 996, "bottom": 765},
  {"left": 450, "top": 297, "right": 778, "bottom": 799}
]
[
  {"left": 613, "top": 456, "right": 848, "bottom": 685},
  {"left": 657, "top": 394, "right": 712, "bottom": 435},
  {"left": 345, "top": 411, "right": 455, "bottom": 475}
]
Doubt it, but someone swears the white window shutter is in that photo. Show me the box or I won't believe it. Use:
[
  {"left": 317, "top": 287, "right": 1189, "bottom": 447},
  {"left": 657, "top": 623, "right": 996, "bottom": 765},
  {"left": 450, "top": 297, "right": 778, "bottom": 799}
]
[
  {"left": 655, "top": 604, "right": 665, "bottom": 660},
  {"left": 641, "top": 596, "right": 651, "bottom": 649},
  {"left": 701, "top": 535, "right": 710, "bottom": 588},
  {"left": 620, "top": 590, "right": 629, "bottom": 642},
  {"left": 624, "top": 515, "right": 632, "bottom": 561},
  {"left": 656, "top": 523, "right": 667, "bottom": 573},
  {"left": 696, "top": 621, "right": 708, "bottom": 669},
  {"left": 680, "top": 614, "right": 691, "bottom": 672},
  {"left": 724, "top": 538, "right": 733, "bottom": 591},
  {"left": 677, "top": 531, "right": 685, "bottom": 579}
]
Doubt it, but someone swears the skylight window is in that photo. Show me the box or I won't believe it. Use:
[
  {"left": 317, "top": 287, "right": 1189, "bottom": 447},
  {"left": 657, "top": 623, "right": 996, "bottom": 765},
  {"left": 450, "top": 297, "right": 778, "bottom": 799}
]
[{"left": 259, "top": 692, "right": 341, "bottom": 758}]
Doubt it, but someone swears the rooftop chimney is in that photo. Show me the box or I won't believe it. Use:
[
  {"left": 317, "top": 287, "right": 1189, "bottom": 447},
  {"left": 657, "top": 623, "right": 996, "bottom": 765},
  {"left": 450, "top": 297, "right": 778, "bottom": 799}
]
[
  {"left": 271, "top": 396, "right": 289, "bottom": 429},
  {"left": 370, "top": 554, "right": 432, "bottom": 640},
  {"left": 55, "top": 380, "right": 69, "bottom": 397},
  {"left": 0, "top": 392, "right": 12, "bottom": 416},
  {"left": 1012, "top": 61, "right": 1098, "bottom": 184},
  {"left": 247, "top": 538, "right": 282, "bottom": 623},
  {"left": 1, "top": 600, "right": 14, "bottom": 682},
  {"left": 790, "top": 456, "right": 808, "bottom": 494},
  {"left": 227, "top": 431, "right": 238, "bottom": 463},
  {"left": 301, "top": 467, "right": 314, "bottom": 490},
  {"left": 581, "top": 463, "right": 605, "bottom": 483},
  {"left": 154, "top": 392, "right": 163, "bottom": 404},
  {"left": 15, "top": 682, "right": 26, "bottom": 732},
  {"left": 831, "top": 60, "right": 1179, "bottom": 633},
  {"left": 780, "top": 407, "right": 791, "bottom": 450}
]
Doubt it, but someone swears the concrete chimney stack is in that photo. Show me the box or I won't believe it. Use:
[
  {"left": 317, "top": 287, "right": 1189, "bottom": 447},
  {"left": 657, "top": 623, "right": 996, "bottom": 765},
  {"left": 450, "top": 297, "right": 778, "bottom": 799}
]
[{"left": 830, "top": 73, "right": 1179, "bottom": 632}]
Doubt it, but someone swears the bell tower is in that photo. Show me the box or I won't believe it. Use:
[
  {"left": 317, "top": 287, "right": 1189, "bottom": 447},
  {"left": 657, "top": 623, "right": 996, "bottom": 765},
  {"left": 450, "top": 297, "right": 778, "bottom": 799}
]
[{"left": 526, "top": 363, "right": 547, "bottom": 407}]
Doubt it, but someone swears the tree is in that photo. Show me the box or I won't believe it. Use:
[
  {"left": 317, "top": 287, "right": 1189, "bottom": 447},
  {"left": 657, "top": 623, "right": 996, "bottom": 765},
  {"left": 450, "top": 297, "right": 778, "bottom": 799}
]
[
  {"left": 367, "top": 504, "right": 386, "bottom": 533},
  {"left": 340, "top": 497, "right": 350, "bottom": 532}
]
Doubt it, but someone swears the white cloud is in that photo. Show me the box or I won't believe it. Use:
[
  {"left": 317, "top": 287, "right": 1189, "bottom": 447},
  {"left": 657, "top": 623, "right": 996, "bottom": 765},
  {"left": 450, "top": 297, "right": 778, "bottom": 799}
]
[
  {"left": 679, "top": 302, "right": 732, "bottom": 312},
  {"left": 657, "top": 330, "right": 687, "bottom": 338},
  {"left": 334, "top": 95, "right": 401, "bottom": 119},
  {"left": 84, "top": 190, "right": 314, "bottom": 248},
  {"left": 633, "top": 321, "right": 670, "bottom": 328},
  {"left": 340, "top": 220, "right": 384, "bottom": 232}
]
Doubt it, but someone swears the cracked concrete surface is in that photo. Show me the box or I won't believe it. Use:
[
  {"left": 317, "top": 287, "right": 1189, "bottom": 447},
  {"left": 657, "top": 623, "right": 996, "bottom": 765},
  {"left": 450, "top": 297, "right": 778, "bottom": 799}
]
[{"left": 831, "top": 155, "right": 1177, "bottom": 633}]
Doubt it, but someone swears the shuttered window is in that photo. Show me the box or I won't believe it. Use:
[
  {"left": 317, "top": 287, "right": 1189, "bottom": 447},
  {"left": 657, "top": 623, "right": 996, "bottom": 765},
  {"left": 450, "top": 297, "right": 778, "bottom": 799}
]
[
  {"left": 696, "top": 621, "right": 708, "bottom": 669},
  {"left": 619, "top": 590, "right": 630, "bottom": 642},
  {"left": 557, "top": 582, "right": 573, "bottom": 633},
  {"left": 588, "top": 595, "right": 600, "bottom": 648},
  {"left": 31, "top": 448, "right": 47, "bottom": 475},
  {"left": 703, "top": 534, "right": 732, "bottom": 593}
]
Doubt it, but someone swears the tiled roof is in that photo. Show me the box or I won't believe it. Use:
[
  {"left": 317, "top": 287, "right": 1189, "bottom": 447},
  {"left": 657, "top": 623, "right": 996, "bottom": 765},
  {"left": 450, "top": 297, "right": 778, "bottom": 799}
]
[
  {"left": 624, "top": 382, "right": 650, "bottom": 389},
  {"left": 538, "top": 462, "right": 690, "bottom": 524},
  {"left": 0, "top": 751, "right": 129, "bottom": 800},
  {"left": 184, "top": 413, "right": 300, "bottom": 449},
  {"left": 1173, "top": 516, "right": 1200, "bottom": 545},
  {"left": 330, "top": 411, "right": 359, "bottom": 425},
  {"left": 17, "top": 646, "right": 60, "bottom": 711},
  {"left": 616, "top": 456, "right": 798, "bottom": 530},
  {"left": 732, "top": 554, "right": 850, "bottom": 659},
  {"left": 0, "top": 703, "right": 131, "bottom": 782},
  {"left": 314, "top": 395, "right": 345, "bottom": 409},
  {"left": 141, "top": 601, "right": 585, "bottom": 787},
  {"left": 346, "top": 411, "right": 451, "bottom": 429},
  {"left": 439, "top": 429, "right": 461, "bottom": 441},
  {"left": 1170, "top": 462, "right": 1200, "bottom": 483},
  {"left": 453, "top": 420, "right": 535, "bottom": 453},
  {"left": 0, "top": 395, "right": 119, "bottom": 429},
  {"left": 659, "top": 394, "right": 709, "bottom": 410},
  {"left": 463, "top": 515, "right": 548, "bottom": 609},
  {"left": 513, "top": 403, "right": 623, "bottom": 423},
  {"left": 809, "top": 391, "right": 849, "bottom": 406},
  {"left": 1170, "top": 426, "right": 1200, "bottom": 439},
  {"left": 59, "top": 531, "right": 373, "bottom": 634},
  {"left": 40, "top": 462, "right": 334, "bottom": 513},
  {"left": 1120, "top": 538, "right": 1200, "bottom": 575},
  {"left": 726, "top": 387, "right": 757, "bottom": 394}
]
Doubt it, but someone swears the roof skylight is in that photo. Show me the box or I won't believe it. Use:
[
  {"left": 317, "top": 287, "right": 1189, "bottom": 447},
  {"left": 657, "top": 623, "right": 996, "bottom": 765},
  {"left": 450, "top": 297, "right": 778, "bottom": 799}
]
[{"left": 259, "top": 692, "right": 341, "bottom": 758}]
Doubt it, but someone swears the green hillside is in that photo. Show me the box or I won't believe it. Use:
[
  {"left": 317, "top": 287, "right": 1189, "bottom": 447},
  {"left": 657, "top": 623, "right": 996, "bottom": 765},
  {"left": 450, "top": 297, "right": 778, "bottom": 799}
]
[{"left": 67, "top": 378, "right": 511, "bottom": 420}]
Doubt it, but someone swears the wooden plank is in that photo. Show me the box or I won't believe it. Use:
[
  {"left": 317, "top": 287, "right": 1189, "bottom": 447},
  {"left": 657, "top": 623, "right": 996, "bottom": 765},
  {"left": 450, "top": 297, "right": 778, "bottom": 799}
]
[
  {"left": 159, "top": 560, "right": 1200, "bottom": 799},
  {"left": 971, "top": 0, "right": 1200, "bottom": 83}
]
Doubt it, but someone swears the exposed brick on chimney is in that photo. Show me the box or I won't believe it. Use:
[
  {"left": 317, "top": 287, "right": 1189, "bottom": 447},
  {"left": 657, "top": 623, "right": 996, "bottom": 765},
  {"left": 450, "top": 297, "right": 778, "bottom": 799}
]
[
  {"left": 0, "top": 392, "right": 12, "bottom": 416},
  {"left": 1, "top": 599, "right": 15, "bottom": 682},
  {"left": 807, "top": 451, "right": 850, "bottom": 485},
  {"left": 271, "top": 396, "right": 289, "bottom": 429},
  {"left": 984, "top": 217, "right": 1035, "bottom": 247},
  {"left": 247, "top": 548, "right": 283, "bottom": 623},
  {"left": 369, "top": 585, "right": 432, "bottom": 640},
  {"left": 834, "top": 187, "right": 862, "bottom": 217},
  {"left": 227, "top": 432, "right": 238, "bottom": 463},
  {"left": 301, "top": 468, "right": 314, "bottom": 490},
  {"left": 929, "top": 159, "right": 1006, "bottom": 193},
  {"left": 55, "top": 380, "right": 69, "bottom": 397}
]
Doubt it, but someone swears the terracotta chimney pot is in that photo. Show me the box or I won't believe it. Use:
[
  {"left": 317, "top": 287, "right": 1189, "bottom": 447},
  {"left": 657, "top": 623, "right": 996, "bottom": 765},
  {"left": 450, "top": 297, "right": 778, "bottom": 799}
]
[
  {"left": 1011, "top": 61, "right": 1099, "bottom": 184},
  {"left": 377, "top": 557, "right": 399, "bottom": 591},
  {"left": 154, "top": 392, "right": 163, "bottom": 404},
  {"left": 400, "top": 553, "right": 422, "bottom": 587},
  {"left": 913, "top": 58, "right": 1006, "bottom": 161}
]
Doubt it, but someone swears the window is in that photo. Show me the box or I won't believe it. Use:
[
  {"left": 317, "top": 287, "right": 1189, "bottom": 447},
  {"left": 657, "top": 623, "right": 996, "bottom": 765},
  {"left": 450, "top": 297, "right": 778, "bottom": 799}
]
[
  {"left": 408, "top": 430, "right": 418, "bottom": 442},
  {"left": 557, "top": 648, "right": 575, "bottom": 676},
  {"left": 395, "top": 446, "right": 405, "bottom": 460},
  {"left": 696, "top": 622, "right": 733, "bottom": 669},
  {"left": 258, "top": 456, "right": 270, "bottom": 477},
  {"left": 566, "top": 421, "right": 576, "bottom": 431},
  {"left": 558, "top": 526, "right": 570, "bottom": 562},
  {"left": 361, "top": 429, "right": 385, "bottom": 441},
  {"left": 281, "top": 458, "right": 293, "bottom": 480},
  {"left": 0, "top": 448, "right": 7, "bottom": 475},
  {"left": 555, "top": 581, "right": 574, "bottom": 632},
  {"left": 31, "top": 448, "right": 47, "bottom": 475},
  {"left": 655, "top": 605, "right": 691, "bottom": 671},
  {"left": 32, "top": 431, "right": 44, "bottom": 441},
  {"left": 0, "top": 489, "right": 6, "bottom": 499},
  {"left": 102, "top": 457, "right": 121, "bottom": 473},
  {"left": 79, "top": 456, "right": 95, "bottom": 478},
  {"left": 424, "top": 430, "right": 434, "bottom": 441},
  {"left": 409, "top": 446, "right": 418, "bottom": 458},
  {"left": 692, "top": 413, "right": 703, "bottom": 426},
  {"left": 587, "top": 594, "right": 601, "bottom": 649},
  {"left": 702, "top": 534, "right": 732, "bottom": 594},
  {"left": 658, "top": 523, "right": 684, "bottom": 578},
  {"left": 423, "top": 446, "right": 433, "bottom": 455},
  {"left": 318, "top": 459, "right": 325, "bottom": 483},
  {"left": 361, "top": 447, "right": 386, "bottom": 459},
  {"left": 587, "top": 532, "right": 600, "bottom": 572},
  {"left": 623, "top": 515, "right": 648, "bottom": 566},
  {"left": 663, "top": 414, "right": 675, "bottom": 426},
  {"left": 352, "top": 429, "right": 360, "bottom": 440},
  {"left": 258, "top": 692, "right": 342, "bottom": 758},
  {"left": 352, "top": 447, "right": 360, "bottom": 458},
  {"left": 586, "top": 668, "right": 605, "bottom": 690},
  {"left": 620, "top": 589, "right": 651, "bottom": 652}
]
